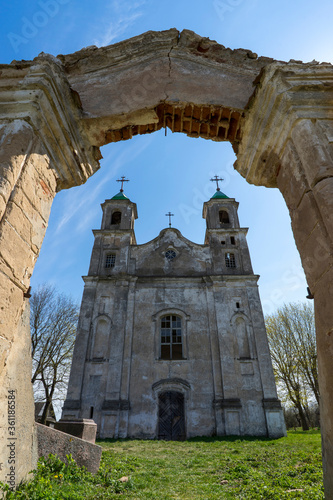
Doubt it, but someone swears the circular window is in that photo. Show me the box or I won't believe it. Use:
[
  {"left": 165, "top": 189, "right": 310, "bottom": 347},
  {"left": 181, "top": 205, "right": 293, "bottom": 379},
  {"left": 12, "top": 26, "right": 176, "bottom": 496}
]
[{"left": 165, "top": 250, "right": 176, "bottom": 261}]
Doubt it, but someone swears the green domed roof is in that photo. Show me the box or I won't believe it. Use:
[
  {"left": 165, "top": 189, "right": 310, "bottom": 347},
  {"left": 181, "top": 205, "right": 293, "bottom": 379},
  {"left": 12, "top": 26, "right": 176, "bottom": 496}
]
[
  {"left": 111, "top": 191, "right": 130, "bottom": 200},
  {"left": 211, "top": 190, "right": 229, "bottom": 199}
]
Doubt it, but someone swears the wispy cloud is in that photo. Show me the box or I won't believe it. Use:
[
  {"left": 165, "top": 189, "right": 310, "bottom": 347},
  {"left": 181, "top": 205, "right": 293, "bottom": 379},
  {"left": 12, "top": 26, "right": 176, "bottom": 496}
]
[
  {"left": 54, "top": 136, "right": 153, "bottom": 235},
  {"left": 93, "top": 0, "right": 147, "bottom": 47}
]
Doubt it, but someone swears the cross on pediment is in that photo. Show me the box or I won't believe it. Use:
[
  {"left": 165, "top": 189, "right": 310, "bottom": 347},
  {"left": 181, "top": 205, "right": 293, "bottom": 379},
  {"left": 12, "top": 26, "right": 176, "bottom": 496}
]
[
  {"left": 116, "top": 176, "right": 129, "bottom": 192},
  {"left": 210, "top": 175, "right": 224, "bottom": 191},
  {"left": 165, "top": 212, "right": 174, "bottom": 228}
]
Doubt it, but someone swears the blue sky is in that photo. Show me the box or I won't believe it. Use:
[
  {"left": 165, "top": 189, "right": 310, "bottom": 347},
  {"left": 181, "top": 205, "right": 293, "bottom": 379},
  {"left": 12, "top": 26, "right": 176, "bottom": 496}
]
[{"left": 2, "top": 0, "right": 332, "bottom": 314}]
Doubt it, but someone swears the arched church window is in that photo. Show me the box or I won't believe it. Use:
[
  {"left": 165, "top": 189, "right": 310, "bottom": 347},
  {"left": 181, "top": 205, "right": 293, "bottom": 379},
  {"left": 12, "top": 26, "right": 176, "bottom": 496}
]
[
  {"left": 105, "top": 253, "right": 116, "bottom": 268},
  {"left": 225, "top": 252, "right": 236, "bottom": 268},
  {"left": 219, "top": 210, "right": 229, "bottom": 224},
  {"left": 160, "top": 315, "right": 182, "bottom": 360},
  {"left": 111, "top": 211, "right": 122, "bottom": 225},
  {"left": 235, "top": 317, "right": 250, "bottom": 358}
]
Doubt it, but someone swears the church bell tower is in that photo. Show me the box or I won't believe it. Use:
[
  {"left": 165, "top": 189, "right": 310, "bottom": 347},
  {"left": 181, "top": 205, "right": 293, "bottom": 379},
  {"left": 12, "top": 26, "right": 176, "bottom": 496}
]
[
  {"left": 88, "top": 177, "right": 138, "bottom": 277},
  {"left": 202, "top": 176, "right": 253, "bottom": 275}
]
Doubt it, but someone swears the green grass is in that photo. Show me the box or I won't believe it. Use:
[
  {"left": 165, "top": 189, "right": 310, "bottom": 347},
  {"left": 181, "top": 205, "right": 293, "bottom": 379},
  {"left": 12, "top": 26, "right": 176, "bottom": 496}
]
[{"left": 0, "top": 430, "right": 324, "bottom": 499}]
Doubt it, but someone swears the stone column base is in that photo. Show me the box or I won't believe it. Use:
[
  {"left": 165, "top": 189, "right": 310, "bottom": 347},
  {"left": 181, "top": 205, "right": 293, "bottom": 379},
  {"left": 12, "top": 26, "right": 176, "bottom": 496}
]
[{"left": 54, "top": 418, "right": 97, "bottom": 444}]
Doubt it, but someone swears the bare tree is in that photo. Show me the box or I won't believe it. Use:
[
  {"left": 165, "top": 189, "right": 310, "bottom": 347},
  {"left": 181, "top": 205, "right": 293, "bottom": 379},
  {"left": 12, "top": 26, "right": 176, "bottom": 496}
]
[
  {"left": 30, "top": 284, "right": 79, "bottom": 424},
  {"left": 265, "top": 302, "right": 318, "bottom": 431},
  {"left": 281, "top": 303, "right": 319, "bottom": 404}
]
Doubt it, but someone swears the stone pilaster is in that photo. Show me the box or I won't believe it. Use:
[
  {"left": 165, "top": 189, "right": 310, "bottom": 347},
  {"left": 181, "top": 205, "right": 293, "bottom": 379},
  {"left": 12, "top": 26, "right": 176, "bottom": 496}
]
[
  {"left": 236, "top": 61, "right": 333, "bottom": 497},
  {"left": 118, "top": 278, "right": 137, "bottom": 438},
  {"left": 204, "top": 278, "right": 224, "bottom": 434},
  {"left": 0, "top": 54, "right": 99, "bottom": 488}
]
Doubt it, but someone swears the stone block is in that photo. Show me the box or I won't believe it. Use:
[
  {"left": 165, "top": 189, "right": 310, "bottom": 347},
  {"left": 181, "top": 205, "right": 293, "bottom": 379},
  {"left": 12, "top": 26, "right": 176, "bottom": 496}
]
[
  {"left": 292, "top": 120, "right": 333, "bottom": 188},
  {"left": 16, "top": 154, "right": 56, "bottom": 223},
  {"left": 54, "top": 419, "right": 97, "bottom": 444},
  {"left": 277, "top": 140, "right": 309, "bottom": 211},
  {"left": 318, "top": 120, "right": 333, "bottom": 145},
  {"left": 313, "top": 177, "right": 333, "bottom": 239},
  {"left": 25, "top": 151, "right": 58, "bottom": 193},
  {"left": 0, "top": 120, "right": 34, "bottom": 213},
  {"left": 289, "top": 190, "right": 320, "bottom": 250},
  {"left": 4, "top": 200, "right": 32, "bottom": 246},
  {"left": 0, "top": 272, "right": 24, "bottom": 340},
  {"left": 0, "top": 175, "right": 13, "bottom": 212},
  {"left": 297, "top": 223, "right": 332, "bottom": 288},
  {"left": 7, "top": 190, "right": 49, "bottom": 254},
  {"left": 0, "top": 218, "right": 35, "bottom": 286},
  {"left": 36, "top": 423, "right": 102, "bottom": 474},
  {"left": 312, "top": 267, "right": 333, "bottom": 347}
]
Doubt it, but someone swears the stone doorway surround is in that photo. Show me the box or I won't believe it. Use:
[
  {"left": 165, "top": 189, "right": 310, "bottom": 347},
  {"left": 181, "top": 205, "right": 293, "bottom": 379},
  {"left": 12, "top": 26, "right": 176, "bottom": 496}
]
[{"left": 0, "top": 29, "right": 332, "bottom": 496}]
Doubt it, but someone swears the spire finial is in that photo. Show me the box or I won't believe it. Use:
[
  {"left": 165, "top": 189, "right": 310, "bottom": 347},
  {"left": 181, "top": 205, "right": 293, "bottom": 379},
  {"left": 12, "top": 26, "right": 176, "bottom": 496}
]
[
  {"left": 116, "top": 176, "right": 129, "bottom": 192},
  {"left": 210, "top": 175, "right": 224, "bottom": 191},
  {"left": 165, "top": 212, "right": 174, "bottom": 228}
]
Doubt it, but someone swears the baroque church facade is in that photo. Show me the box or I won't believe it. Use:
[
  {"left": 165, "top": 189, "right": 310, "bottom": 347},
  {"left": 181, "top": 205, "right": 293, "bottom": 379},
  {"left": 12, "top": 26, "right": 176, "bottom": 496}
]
[{"left": 62, "top": 180, "right": 286, "bottom": 440}]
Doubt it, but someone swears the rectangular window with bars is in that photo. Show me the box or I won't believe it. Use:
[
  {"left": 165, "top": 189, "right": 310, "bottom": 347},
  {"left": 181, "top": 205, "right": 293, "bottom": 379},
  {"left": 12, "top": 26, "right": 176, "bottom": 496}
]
[{"left": 105, "top": 253, "right": 116, "bottom": 268}]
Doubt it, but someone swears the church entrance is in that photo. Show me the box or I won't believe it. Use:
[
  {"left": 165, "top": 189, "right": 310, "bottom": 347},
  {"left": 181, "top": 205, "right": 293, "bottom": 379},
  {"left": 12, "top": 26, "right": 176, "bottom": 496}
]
[{"left": 158, "top": 391, "right": 185, "bottom": 440}]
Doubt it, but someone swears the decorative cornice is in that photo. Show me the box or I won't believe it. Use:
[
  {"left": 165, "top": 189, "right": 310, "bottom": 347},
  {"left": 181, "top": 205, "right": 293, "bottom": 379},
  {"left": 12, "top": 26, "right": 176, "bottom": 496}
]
[
  {"left": 236, "top": 62, "right": 333, "bottom": 188},
  {"left": 0, "top": 53, "right": 100, "bottom": 191}
]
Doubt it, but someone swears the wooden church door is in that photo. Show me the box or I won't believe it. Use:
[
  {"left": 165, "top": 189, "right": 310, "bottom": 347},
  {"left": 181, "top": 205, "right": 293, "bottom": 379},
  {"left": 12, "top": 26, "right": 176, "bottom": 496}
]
[{"left": 158, "top": 391, "right": 185, "bottom": 440}]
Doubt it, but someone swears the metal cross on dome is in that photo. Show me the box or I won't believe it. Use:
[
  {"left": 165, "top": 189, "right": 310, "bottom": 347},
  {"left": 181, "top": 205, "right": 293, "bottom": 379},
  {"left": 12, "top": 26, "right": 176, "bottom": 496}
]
[
  {"left": 165, "top": 212, "right": 174, "bottom": 228},
  {"left": 210, "top": 175, "right": 224, "bottom": 191},
  {"left": 116, "top": 176, "right": 129, "bottom": 192}
]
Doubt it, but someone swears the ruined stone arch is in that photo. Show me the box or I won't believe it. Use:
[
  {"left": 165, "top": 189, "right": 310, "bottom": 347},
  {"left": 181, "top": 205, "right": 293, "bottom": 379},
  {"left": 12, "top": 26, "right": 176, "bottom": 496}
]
[{"left": 1, "top": 28, "right": 333, "bottom": 496}]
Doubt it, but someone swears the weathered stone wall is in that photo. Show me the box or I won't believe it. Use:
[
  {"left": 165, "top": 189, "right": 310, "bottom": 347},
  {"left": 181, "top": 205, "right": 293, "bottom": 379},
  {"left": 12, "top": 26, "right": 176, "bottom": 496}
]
[
  {"left": 0, "top": 55, "right": 99, "bottom": 488},
  {"left": 236, "top": 61, "right": 333, "bottom": 493},
  {"left": 70, "top": 275, "right": 277, "bottom": 440},
  {"left": 62, "top": 196, "right": 285, "bottom": 441},
  {"left": 0, "top": 133, "right": 58, "bottom": 488},
  {"left": 36, "top": 423, "right": 102, "bottom": 474}
]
